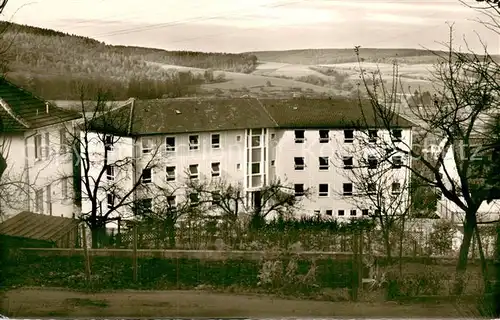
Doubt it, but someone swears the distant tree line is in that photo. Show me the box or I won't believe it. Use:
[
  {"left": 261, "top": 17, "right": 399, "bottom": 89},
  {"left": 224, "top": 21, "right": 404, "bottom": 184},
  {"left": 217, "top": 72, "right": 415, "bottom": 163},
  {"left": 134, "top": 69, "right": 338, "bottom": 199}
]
[
  {"left": 7, "top": 71, "right": 205, "bottom": 100},
  {"left": 0, "top": 22, "right": 257, "bottom": 99}
]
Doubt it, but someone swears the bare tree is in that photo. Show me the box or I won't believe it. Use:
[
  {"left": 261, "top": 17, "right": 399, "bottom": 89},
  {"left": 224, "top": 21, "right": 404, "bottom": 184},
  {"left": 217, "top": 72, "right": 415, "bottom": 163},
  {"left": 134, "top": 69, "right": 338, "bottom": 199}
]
[
  {"left": 187, "top": 175, "right": 311, "bottom": 241},
  {"left": 138, "top": 184, "right": 192, "bottom": 248},
  {"left": 68, "top": 89, "right": 163, "bottom": 248},
  {"left": 353, "top": 25, "right": 500, "bottom": 293}
]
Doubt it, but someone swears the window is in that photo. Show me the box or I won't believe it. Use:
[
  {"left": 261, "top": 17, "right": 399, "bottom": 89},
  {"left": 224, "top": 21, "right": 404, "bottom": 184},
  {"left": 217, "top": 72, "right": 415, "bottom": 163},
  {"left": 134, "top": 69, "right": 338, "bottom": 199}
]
[
  {"left": 166, "top": 166, "right": 176, "bottom": 181},
  {"left": 236, "top": 135, "right": 241, "bottom": 142},
  {"left": 392, "top": 129, "right": 402, "bottom": 142},
  {"left": 137, "top": 198, "right": 152, "bottom": 214},
  {"left": 189, "top": 164, "right": 199, "bottom": 179},
  {"left": 319, "top": 157, "right": 329, "bottom": 170},
  {"left": 211, "top": 162, "right": 220, "bottom": 177},
  {"left": 367, "top": 183, "right": 376, "bottom": 195},
  {"left": 189, "top": 192, "right": 199, "bottom": 206},
  {"left": 392, "top": 155, "right": 403, "bottom": 168},
  {"left": 106, "top": 165, "right": 115, "bottom": 181},
  {"left": 142, "top": 168, "right": 152, "bottom": 184},
  {"left": 59, "top": 128, "right": 67, "bottom": 153},
  {"left": 294, "top": 184, "right": 305, "bottom": 197},
  {"left": 270, "top": 133, "right": 276, "bottom": 139},
  {"left": 44, "top": 132, "right": 50, "bottom": 158},
  {"left": 367, "top": 155, "right": 378, "bottom": 169},
  {"left": 107, "top": 193, "right": 115, "bottom": 209},
  {"left": 319, "top": 184, "right": 329, "bottom": 197},
  {"left": 343, "top": 156, "right": 353, "bottom": 169},
  {"left": 271, "top": 160, "right": 275, "bottom": 166},
  {"left": 314, "top": 210, "right": 321, "bottom": 215},
  {"left": 211, "top": 134, "right": 220, "bottom": 149},
  {"left": 294, "top": 157, "right": 305, "bottom": 170},
  {"left": 61, "top": 178, "right": 68, "bottom": 199},
  {"left": 104, "top": 134, "right": 114, "bottom": 151},
  {"left": 251, "top": 162, "right": 260, "bottom": 174},
  {"left": 350, "top": 209, "right": 357, "bottom": 216},
  {"left": 362, "top": 209, "right": 369, "bottom": 216},
  {"left": 392, "top": 182, "right": 401, "bottom": 194},
  {"left": 374, "top": 209, "right": 381, "bottom": 216},
  {"left": 344, "top": 129, "right": 354, "bottom": 143},
  {"left": 294, "top": 130, "right": 305, "bottom": 143},
  {"left": 212, "top": 192, "right": 221, "bottom": 205},
  {"left": 368, "top": 129, "right": 378, "bottom": 143},
  {"left": 338, "top": 210, "right": 345, "bottom": 216},
  {"left": 236, "top": 163, "right": 241, "bottom": 170},
  {"left": 167, "top": 196, "right": 176, "bottom": 210},
  {"left": 326, "top": 210, "right": 333, "bottom": 216},
  {"left": 343, "top": 183, "right": 353, "bottom": 196},
  {"left": 189, "top": 135, "right": 199, "bottom": 150},
  {"left": 251, "top": 135, "right": 261, "bottom": 147},
  {"left": 34, "top": 134, "right": 42, "bottom": 160},
  {"left": 319, "top": 130, "right": 329, "bottom": 143},
  {"left": 142, "top": 137, "right": 153, "bottom": 154},
  {"left": 165, "top": 137, "right": 176, "bottom": 152}
]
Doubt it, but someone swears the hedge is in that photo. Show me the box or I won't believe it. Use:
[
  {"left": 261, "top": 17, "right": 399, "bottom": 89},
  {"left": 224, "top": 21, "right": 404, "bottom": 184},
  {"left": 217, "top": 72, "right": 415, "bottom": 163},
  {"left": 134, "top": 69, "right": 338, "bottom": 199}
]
[{"left": 2, "top": 252, "right": 354, "bottom": 291}]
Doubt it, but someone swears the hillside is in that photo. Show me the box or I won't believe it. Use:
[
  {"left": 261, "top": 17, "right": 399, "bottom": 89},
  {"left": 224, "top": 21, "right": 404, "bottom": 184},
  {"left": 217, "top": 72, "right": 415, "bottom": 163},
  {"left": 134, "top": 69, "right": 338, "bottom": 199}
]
[
  {"left": 247, "top": 48, "right": 499, "bottom": 65},
  {"left": 0, "top": 22, "right": 258, "bottom": 100}
]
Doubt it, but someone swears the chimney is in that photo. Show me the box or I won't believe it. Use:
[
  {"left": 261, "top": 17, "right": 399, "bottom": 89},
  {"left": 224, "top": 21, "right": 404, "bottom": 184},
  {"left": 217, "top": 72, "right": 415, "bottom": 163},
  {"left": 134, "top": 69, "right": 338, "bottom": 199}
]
[{"left": 45, "top": 102, "right": 49, "bottom": 114}]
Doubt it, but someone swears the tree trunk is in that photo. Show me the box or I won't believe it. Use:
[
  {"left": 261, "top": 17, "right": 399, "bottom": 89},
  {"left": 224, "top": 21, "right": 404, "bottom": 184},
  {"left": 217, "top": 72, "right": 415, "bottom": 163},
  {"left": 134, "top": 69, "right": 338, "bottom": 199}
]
[
  {"left": 454, "top": 217, "right": 475, "bottom": 294},
  {"left": 90, "top": 224, "right": 107, "bottom": 249},
  {"left": 493, "top": 222, "right": 500, "bottom": 317},
  {"left": 474, "top": 226, "right": 491, "bottom": 293},
  {"left": 382, "top": 229, "right": 392, "bottom": 261}
]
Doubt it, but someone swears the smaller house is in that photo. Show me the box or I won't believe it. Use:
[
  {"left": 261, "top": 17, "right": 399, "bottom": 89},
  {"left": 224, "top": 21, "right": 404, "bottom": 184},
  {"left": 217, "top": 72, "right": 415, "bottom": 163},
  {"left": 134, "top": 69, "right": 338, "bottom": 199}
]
[
  {"left": 0, "top": 211, "right": 81, "bottom": 248},
  {"left": 0, "top": 77, "right": 81, "bottom": 218}
]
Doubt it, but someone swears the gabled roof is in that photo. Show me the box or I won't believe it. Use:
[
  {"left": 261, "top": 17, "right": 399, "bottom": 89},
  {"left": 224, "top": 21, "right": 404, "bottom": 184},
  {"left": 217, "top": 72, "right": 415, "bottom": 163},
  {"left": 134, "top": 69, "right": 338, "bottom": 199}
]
[
  {"left": 0, "top": 77, "right": 81, "bottom": 132},
  {"left": 0, "top": 211, "right": 79, "bottom": 242},
  {"left": 90, "top": 97, "right": 414, "bottom": 136}
]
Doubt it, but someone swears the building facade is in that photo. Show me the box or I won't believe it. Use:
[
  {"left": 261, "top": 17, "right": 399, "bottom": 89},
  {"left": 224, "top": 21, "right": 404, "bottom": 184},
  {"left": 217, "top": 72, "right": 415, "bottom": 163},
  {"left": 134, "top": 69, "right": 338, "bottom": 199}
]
[
  {"left": 0, "top": 78, "right": 81, "bottom": 219},
  {"left": 83, "top": 97, "right": 413, "bottom": 224}
]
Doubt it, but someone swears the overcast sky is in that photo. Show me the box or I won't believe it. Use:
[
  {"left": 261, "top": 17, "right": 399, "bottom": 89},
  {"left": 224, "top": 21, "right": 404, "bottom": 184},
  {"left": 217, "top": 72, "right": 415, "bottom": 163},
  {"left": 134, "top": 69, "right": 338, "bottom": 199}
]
[{"left": 2, "top": 0, "right": 499, "bottom": 53}]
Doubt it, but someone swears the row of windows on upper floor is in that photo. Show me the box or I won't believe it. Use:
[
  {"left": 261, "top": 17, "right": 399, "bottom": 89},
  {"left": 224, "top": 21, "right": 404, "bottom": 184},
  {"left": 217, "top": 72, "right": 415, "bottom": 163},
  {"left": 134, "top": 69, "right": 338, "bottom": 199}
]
[
  {"left": 104, "top": 152, "right": 405, "bottom": 185},
  {"left": 293, "top": 181, "right": 403, "bottom": 197},
  {"left": 103, "top": 128, "right": 405, "bottom": 154},
  {"left": 33, "top": 128, "right": 68, "bottom": 161}
]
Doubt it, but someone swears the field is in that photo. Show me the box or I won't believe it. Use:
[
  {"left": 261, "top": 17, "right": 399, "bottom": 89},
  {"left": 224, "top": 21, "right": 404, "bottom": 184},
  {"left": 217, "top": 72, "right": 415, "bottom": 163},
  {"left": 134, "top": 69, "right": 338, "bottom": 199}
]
[{"left": 0, "top": 287, "right": 474, "bottom": 318}]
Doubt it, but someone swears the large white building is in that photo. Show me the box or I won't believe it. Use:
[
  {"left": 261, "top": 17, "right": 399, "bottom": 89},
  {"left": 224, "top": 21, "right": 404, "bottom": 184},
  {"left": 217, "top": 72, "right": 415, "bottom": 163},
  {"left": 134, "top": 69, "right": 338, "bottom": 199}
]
[
  {"left": 0, "top": 77, "right": 81, "bottom": 219},
  {"left": 82, "top": 97, "right": 413, "bottom": 223}
]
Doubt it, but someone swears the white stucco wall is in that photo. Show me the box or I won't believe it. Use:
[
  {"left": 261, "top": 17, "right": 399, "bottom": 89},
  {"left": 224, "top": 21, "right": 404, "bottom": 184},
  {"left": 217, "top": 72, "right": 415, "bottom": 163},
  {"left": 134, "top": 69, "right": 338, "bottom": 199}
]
[{"left": 1, "top": 121, "right": 76, "bottom": 219}]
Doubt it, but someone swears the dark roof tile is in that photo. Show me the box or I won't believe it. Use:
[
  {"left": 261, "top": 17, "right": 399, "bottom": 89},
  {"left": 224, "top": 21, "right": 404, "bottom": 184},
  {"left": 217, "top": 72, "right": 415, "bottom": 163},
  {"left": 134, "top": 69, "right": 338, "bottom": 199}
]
[
  {"left": 91, "top": 97, "right": 413, "bottom": 136},
  {"left": 0, "top": 77, "right": 81, "bottom": 132}
]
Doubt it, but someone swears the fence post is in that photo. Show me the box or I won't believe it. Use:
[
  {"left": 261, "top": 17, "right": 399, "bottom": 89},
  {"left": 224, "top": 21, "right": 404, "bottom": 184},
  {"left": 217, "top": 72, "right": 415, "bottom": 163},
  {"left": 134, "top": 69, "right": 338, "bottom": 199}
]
[
  {"left": 81, "top": 224, "right": 91, "bottom": 289},
  {"left": 133, "top": 222, "right": 138, "bottom": 283}
]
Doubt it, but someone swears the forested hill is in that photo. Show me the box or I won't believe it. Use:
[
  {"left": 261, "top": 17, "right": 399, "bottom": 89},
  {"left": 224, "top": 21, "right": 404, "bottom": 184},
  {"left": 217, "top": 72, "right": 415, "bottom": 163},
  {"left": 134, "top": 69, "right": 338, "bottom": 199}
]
[{"left": 0, "top": 22, "right": 258, "bottom": 100}]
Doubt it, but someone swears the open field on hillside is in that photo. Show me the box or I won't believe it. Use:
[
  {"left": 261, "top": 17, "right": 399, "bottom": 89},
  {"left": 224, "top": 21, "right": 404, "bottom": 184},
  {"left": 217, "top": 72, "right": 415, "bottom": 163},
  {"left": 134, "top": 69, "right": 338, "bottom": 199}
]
[
  {"left": 247, "top": 48, "right": 447, "bottom": 65},
  {"left": 150, "top": 61, "right": 345, "bottom": 97}
]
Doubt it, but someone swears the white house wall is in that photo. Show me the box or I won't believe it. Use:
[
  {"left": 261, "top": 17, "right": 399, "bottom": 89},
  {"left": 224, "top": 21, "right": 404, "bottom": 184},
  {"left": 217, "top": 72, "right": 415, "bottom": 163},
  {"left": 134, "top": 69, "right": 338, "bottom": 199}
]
[
  {"left": 437, "top": 142, "right": 500, "bottom": 222},
  {"left": 0, "top": 133, "right": 27, "bottom": 219},
  {"left": 82, "top": 125, "right": 413, "bottom": 223}
]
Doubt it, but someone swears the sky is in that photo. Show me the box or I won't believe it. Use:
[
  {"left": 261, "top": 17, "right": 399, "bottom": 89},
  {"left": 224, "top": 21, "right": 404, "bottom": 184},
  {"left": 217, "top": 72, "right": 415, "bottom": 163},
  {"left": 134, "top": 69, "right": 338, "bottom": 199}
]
[{"left": 1, "top": 0, "right": 500, "bottom": 53}]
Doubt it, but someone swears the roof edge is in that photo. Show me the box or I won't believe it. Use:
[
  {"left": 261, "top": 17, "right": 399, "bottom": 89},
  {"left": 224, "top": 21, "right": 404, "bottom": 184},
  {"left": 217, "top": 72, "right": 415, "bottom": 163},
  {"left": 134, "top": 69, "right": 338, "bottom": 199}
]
[{"left": 0, "top": 97, "right": 31, "bottom": 129}]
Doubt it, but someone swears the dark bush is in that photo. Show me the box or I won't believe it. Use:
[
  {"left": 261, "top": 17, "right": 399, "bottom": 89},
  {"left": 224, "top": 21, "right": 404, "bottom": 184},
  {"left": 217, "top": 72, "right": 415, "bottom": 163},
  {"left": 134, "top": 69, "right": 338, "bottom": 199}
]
[{"left": 3, "top": 253, "right": 353, "bottom": 292}]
